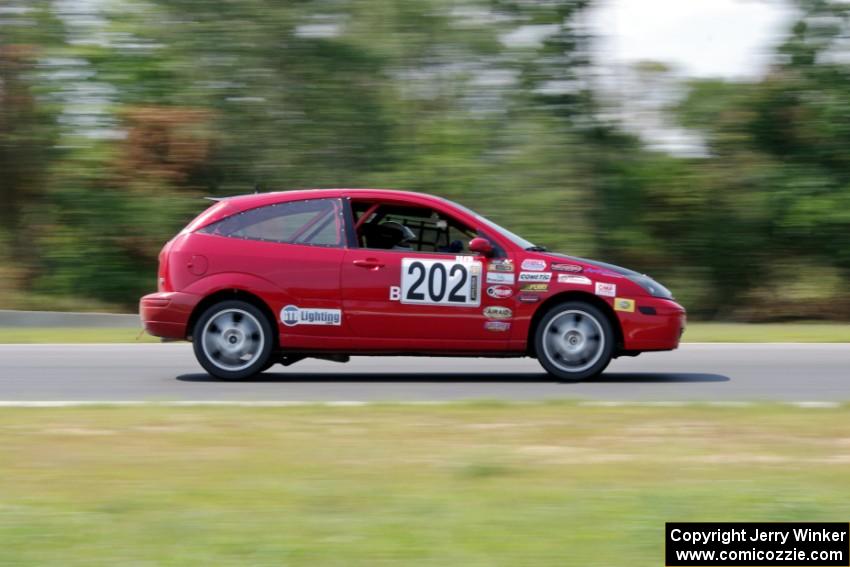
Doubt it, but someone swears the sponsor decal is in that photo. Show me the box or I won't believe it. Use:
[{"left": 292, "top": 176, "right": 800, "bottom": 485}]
[
  {"left": 517, "top": 294, "right": 541, "bottom": 303},
  {"left": 401, "top": 258, "right": 482, "bottom": 307},
  {"left": 488, "top": 259, "right": 514, "bottom": 273},
  {"left": 486, "top": 285, "right": 513, "bottom": 299},
  {"left": 557, "top": 274, "right": 592, "bottom": 286},
  {"left": 484, "top": 321, "right": 511, "bottom": 332},
  {"left": 595, "top": 282, "right": 616, "bottom": 297},
  {"left": 281, "top": 305, "right": 342, "bottom": 326},
  {"left": 486, "top": 272, "right": 515, "bottom": 285},
  {"left": 551, "top": 263, "right": 583, "bottom": 273},
  {"left": 614, "top": 297, "right": 636, "bottom": 312},
  {"left": 389, "top": 286, "right": 401, "bottom": 301},
  {"left": 521, "top": 258, "right": 547, "bottom": 271},
  {"left": 483, "top": 306, "right": 512, "bottom": 320},
  {"left": 520, "top": 283, "right": 549, "bottom": 292},
  {"left": 518, "top": 272, "right": 552, "bottom": 282},
  {"left": 585, "top": 267, "right": 624, "bottom": 278},
  {"left": 455, "top": 255, "right": 475, "bottom": 263}
]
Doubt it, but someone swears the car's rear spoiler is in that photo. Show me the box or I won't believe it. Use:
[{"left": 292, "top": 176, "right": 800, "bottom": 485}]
[{"left": 204, "top": 184, "right": 266, "bottom": 202}]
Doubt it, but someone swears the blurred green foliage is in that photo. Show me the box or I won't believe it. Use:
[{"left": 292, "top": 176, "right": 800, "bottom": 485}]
[{"left": 1, "top": 0, "right": 848, "bottom": 318}]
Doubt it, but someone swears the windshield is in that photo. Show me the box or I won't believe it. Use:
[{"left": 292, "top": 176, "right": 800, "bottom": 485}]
[{"left": 442, "top": 198, "right": 538, "bottom": 250}]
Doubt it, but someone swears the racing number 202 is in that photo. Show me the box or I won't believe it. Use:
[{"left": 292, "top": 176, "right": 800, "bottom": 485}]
[
  {"left": 401, "top": 258, "right": 481, "bottom": 306},
  {"left": 407, "top": 262, "right": 465, "bottom": 302}
]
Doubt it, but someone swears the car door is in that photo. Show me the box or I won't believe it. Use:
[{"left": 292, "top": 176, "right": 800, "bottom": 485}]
[
  {"left": 341, "top": 205, "right": 514, "bottom": 350},
  {"left": 195, "top": 197, "right": 348, "bottom": 348}
]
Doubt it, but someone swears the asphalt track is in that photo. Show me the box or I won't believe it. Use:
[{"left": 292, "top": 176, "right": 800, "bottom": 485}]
[{"left": 0, "top": 343, "right": 847, "bottom": 402}]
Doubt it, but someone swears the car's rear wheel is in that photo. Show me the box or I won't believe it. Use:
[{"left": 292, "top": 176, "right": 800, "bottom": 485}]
[
  {"left": 193, "top": 300, "right": 274, "bottom": 381},
  {"left": 534, "top": 301, "right": 614, "bottom": 382}
]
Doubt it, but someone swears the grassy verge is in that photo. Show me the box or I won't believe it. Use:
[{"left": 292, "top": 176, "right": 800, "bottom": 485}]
[
  {"left": 0, "top": 403, "right": 848, "bottom": 566},
  {"left": 0, "top": 327, "right": 157, "bottom": 343},
  {"left": 682, "top": 322, "right": 850, "bottom": 342},
  {"left": 1, "top": 322, "right": 848, "bottom": 343},
  {"left": 0, "top": 291, "right": 123, "bottom": 313}
]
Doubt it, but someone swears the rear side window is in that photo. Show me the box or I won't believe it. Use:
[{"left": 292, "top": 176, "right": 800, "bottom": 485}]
[{"left": 199, "top": 198, "right": 344, "bottom": 247}]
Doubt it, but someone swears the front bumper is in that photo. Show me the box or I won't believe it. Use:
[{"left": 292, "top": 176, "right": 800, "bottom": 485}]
[
  {"left": 139, "top": 291, "right": 200, "bottom": 339},
  {"left": 619, "top": 297, "right": 686, "bottom": 352}
]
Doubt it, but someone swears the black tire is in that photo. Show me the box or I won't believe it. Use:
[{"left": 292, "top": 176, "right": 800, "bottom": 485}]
[
  {"left": 534, "top": 301, "right": 614, "bottom": 382},
  {"left": 192, "top": 300, "right": 274, "bottom": 381}
]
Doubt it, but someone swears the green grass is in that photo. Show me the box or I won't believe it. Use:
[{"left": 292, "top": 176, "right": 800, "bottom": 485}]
[
  {"left": 0, "top": 327, "right": 157, "bottom": 343},
  {"left": 1, "top": 322, "right": 848, "bottom": 343},
  {"left": 0, "top": 403, "right": 848, "bottom": 566},
  {"left": 683, "top": 322, "right": 850, "bottom": 342},
  {"left": 0, "top": 291, "right": 125, "bottom": 313}
]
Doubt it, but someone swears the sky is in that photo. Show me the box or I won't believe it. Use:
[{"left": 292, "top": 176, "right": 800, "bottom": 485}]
[
  {"left": 585, "top": 0, "right": 798, "bottom": 154},
  {"left": 589, "top": 0, "right": 797, "bottom": 79}
]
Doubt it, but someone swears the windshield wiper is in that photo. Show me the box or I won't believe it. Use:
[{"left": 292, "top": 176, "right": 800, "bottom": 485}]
[{"left": 525, "top": 245, "right": 548, "bottom": 252}]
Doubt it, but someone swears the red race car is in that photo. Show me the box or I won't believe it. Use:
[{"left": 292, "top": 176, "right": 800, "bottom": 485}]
[{"left": 140, "top": 189, "right": 686, "bottom": 381}]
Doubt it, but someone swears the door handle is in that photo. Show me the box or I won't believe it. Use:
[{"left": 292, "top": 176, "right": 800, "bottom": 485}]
[{"left": 353, "top": 259, "right": 385, "bottom": 269}]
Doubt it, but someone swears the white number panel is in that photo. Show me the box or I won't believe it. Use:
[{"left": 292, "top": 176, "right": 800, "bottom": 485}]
[{"left": 401, "top": 258, "right": 482, "bottom": 307}]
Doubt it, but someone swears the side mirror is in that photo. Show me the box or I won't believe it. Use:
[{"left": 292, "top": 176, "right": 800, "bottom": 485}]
[{"left": 469, "top": 237, "right": 494, "bottom": 257}]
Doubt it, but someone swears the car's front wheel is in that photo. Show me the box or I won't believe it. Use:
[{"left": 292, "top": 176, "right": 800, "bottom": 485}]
[
  {"left": 534, "top": 301, "right": 614, "bottom": 382},
  {"left": 193, "top": 300, "right": 274, "bottom": 381}
]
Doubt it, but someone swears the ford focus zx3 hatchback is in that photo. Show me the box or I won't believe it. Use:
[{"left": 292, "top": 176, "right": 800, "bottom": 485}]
[{"left": 140, "top": 189, "right": 686, "bottom": 381}]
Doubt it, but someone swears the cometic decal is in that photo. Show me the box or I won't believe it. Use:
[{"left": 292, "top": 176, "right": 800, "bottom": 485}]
[{"left": 518, "top": 272, "right": 552, "bottom": 282}]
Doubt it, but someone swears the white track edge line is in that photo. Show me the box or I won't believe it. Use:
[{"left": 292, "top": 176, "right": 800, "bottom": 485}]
[{"left": 0, "top": 400, "right": 842, "bottom": 408}]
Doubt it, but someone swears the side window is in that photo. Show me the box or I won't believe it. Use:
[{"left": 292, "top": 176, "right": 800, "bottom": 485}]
[
  {"left": 200, "top": 198, "right": 344, "bottom": 247},
  {"left": 352, "top": 202, "right": 477, "bottom": 253}
]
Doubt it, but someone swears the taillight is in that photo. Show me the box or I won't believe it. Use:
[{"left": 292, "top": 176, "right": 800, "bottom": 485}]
[{"left": 157, "top": 240, "right": 173, "bottom": 292}]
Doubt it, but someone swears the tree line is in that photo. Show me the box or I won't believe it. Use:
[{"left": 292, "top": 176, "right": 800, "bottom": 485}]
[{"left": 0, "top": 0, "right": 847, "bottom": 319}]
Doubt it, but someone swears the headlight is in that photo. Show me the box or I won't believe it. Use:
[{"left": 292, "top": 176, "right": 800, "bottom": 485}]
[{"left": 627, "top": 274, "right": 673, "bottom": 299}]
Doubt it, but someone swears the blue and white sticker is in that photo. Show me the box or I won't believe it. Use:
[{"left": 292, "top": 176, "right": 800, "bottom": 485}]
[
  {"left": 484, "top": 321, "right": 511, "bottom": 332},
  {"left": 521, "top": 259, "right": 547, "bottom": 271},
  {"left": 281, "top": 305, "right": 342, "bottom": 326}
]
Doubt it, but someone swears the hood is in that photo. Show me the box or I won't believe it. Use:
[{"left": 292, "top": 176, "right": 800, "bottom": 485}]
[
  {"left": 542, "top": 252, "right": 674, "bottom": 299},
  {"left": 543, "top": 253, "right": 640, "bottom": 278}
]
